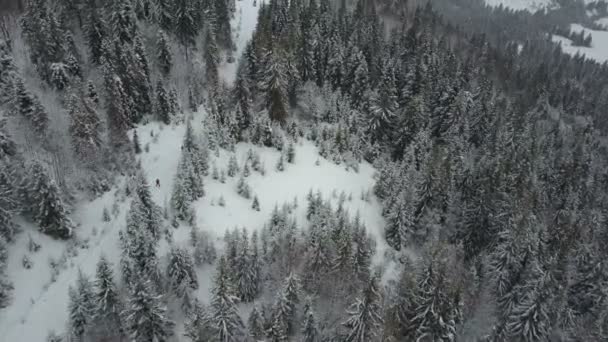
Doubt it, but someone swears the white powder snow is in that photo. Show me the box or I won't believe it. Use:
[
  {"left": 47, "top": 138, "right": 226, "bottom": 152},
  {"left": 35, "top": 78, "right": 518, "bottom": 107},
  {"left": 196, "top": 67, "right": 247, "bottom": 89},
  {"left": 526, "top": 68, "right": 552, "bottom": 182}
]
[
  {"left": 484, "top": 0, "right": 557, "bottom": 12},
  {"left": 552, "top": 23, "right": 608, "bottom": 63},
  {"left": 219, "top": 0, "right": 262, "bottom": 84}
]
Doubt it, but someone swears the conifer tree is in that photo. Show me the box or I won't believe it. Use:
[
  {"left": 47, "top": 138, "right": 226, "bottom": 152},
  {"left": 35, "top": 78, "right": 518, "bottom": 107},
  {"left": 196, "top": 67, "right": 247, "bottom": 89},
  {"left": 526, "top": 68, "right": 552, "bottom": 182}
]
[
  {"left": 184, "top": 299, "right": 213, "bottom": 341},
  {"left": 302, "top": 298, "right": 320, "bottom": 342},
  {"left": 15, "top": 79, "right": 48, "bottom": 134},
  {"left": 93, "top": 256, "right": 123, "bottom": 339},
  {"left": 133, "top": 130, "right": 141, "bottom": 154},
  {"left": 167, "top": 246, "right": 198, "bottom": 299},
  {"left": 0, "top": 165, "right": 17, "bottom": 242},
  {"left": 174, "top": 0, "right": 199, "bottom": 53},
  {"left": 123, "top": 278, "right": 175, "bottom": 342},
  {"left": 210, "top": 256, "right": 244, "bottom": 342},
  {"left": 252, "top": 195, "right": 261, "bottom": 211},
  {"left": 22, "top": 163, "right": 73, "bottom": 239},
  {"left": 204, "top": 27, "right": 220, "bottom": 88},
  {"left": 68, "top": 91, "right": 102, "bottom": 161},
  {"left": 68, "top": 270, "right": 96, "bottom": 341},
  {"left": 248, "top": 305, "right": 265, "bottom": 340},
  {"left": 259, "top": 49, "right": 289, "bottom": 123},
  {"left": 104, "top": 71, "right": 132, "bottom": 148},
  {"left": 156, "top": 31, "right": 173, "bottom": 76},
  {"left": 156, "top": 80, "right": 172, "bottom": 124},
  {"left": 342, "top": 275, "right": 383, "bottom": 342}
]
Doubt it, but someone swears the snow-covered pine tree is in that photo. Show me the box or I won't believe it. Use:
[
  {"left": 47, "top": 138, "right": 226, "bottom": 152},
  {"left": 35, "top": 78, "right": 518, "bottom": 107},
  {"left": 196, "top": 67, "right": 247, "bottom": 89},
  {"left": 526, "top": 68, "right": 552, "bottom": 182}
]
[
  {"left": 301, "top": 297, "right": 320, "bottom": 342},
  {"left": 93, "top": 256, "right": 123, "bottom": 340},
  {"left": 14, "top": 79, "right": 48, "bottom": 134},
  {"left": 167, "top": 246, "right": 198, "bottom": 299},
  {"left": 133, "top": 129, "right": 141, "bottom": 154},
  {"left": 184, "top": 299, "right": 214, "bottom": 341},
  {"left": 236, "top": 176, "right": 251, "bottom": 199},
  {"left": 227, "top": 154, "right": 240, "bottom": 177},
  {"left": 123, "top": 277, "right": 175, "bottom": 342},
  {"left": 133, "top": 172, "right": 163, "bottom": 240},
  {"left": 68, "top": 270, "right": 96, "bottom": 341},
  {"left": 0, "top": 236, "right": 13, "bottom": 309},
  {"left": 287, "top": 142, "right": 295, "bottom": 163},
  {"left": 156, "top": 30, "right": 172, "bottom": 77},
  {"left": 204, "top": 26, "right": 220, "bottom": 89},
  {"left": 68, "top": 91, "right": 102, "bottom": 162},
  {"left": 342, "top": 275, "right": 383, "bottom": 342},
  {"left": 103, "top": 71, "right": 132, "bottom": 148},
  {"left": 210, "top": 256, "right": 244, "bottom": 341},
  {"left": 248, "top": 305, "right": 265, "bottom": 340},
  {"left": 252, "top": 195, "right": 261, "bottom": 211},
  {"left": 259, "top": 49, "right": 289, "bottom": 123},
  {"left": 156, "top": 80, "right": 172, "bottom": 124},
  {"left": 173, "top": 0, "right": 199, "bottom": 54},
  {"left": 22, "top": 162, "right": 73, "bottom": 239}
]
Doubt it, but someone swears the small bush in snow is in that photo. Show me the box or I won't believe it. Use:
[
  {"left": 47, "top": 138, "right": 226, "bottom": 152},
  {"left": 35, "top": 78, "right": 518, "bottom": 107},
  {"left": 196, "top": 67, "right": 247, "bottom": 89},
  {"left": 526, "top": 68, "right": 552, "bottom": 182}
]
[
  {"left": 102, "top": 207, "right": 111, "bottom": 222},
  {"left": 46, "top": 330, "right": 63, "bottom": 342},
  {"left": 236, "top": 176, "right": 251, "bottom": 199},
  {"left": 227, "top": 155, "right": 240, "bottom": 177},
  {"left": 287, "top": 142, "right": 295, "bottom": 163},
  {"left": 275, "top": 154, "right": 285, "bottom": 172},
  {"left": 212, "top": 164, "right": 219, "bottom": 180},
  {"left": 243, "top": 162, "right": 250, "bottom": 177},
  {"left": 252, "top": 195, "right": 260, "bottom": 211},
  {"left": 220, "top": 170, "right": 226, "bottom": 184},
  {"left": 219, "top": 196, "right": 226, "bottom": 207},
  {"left": 28, "top": 235, "right": 41, "bottom": 253},
  {"left": 23, "top": 255, "right": 32, "bottom": 269}
]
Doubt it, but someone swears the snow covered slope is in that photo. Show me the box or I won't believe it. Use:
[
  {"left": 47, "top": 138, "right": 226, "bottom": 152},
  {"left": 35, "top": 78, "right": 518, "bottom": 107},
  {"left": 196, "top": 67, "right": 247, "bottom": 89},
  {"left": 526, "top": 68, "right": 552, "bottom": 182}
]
[
  {"left": 0, "top": 114, "right": 387, "bottom": 341},
  {"left": 219, "top": 0, "right": 261, "bottom": 84},
  {"left": 485, "top": 0, "right": 557, "bottom": 12},
  {"left": 552, "top": 23, "right": 608, "bottom": 63}
]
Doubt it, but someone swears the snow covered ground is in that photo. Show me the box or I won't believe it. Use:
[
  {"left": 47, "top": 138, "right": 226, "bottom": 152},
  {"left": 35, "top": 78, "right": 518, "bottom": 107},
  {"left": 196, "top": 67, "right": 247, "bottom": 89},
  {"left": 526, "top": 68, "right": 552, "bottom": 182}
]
[
  {"left": 552, "top": 23, "right": 608, "bottom": 63},
  {"left": 485, "top": 0, "right": 557, "bottom": 12},
  {"left": 0, "top": 112, "right": 387, "bottom": 340},
  {"left": 219, "top": 0, "right": 261, "bottom": 84}
]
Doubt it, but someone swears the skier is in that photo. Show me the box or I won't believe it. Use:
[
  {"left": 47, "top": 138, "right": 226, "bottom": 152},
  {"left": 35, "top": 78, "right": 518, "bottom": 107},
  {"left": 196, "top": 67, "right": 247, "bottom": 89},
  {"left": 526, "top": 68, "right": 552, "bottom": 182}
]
[{"left": 156, "top": 179, "right": 160, "bottom": 188}]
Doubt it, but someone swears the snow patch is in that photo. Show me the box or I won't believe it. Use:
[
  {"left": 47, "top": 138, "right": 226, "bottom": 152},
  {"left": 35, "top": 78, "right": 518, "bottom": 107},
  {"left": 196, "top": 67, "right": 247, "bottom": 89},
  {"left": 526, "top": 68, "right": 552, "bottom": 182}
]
[{"left": 552, "top": 23, "right": 608, "bottom": 63}]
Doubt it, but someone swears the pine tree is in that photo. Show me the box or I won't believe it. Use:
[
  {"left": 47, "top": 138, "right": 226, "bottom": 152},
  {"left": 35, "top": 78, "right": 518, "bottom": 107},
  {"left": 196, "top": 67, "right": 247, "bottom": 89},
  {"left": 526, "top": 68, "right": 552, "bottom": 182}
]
[
  {"left": 259, "top": 49, "right": 289, "bottom": 123},
  {"left": 236, "top": 176, "right": 251, "bottom": 199},
  {"left": 252, "top": 195, "right": 261, "bottom": 211},
  {"left": 22, "top": 163, "right": 73, "bottom": 239},
  {"left": 123, "top": 278, "right": 175, "bottom": 342},
  {"left": 204, "top": 27, "right": 220, "bottom": 88},
  {"left": 156, "top": 31, "right": 173, "bottom": 76},
  {"left": 270, "top": 272, "right": 300, "bottom": 336},
  {"left": 342, "top": 275, "right": 383, "bottom": 342},
  {"left": 0, "top": 165, "right": 18, "bottom": 242},
  {"left": 68, "top": 91, "right": 102, "bottom": 161},
  {"left": 0, "top": 237, "right": 13, "bottom": 309},
  {"left": 109, "top": 0, "right": 138, "bottom": 45},
  {"left": 93, "top": 256, "right": 123, "bottom": 339},
  {"left": 84, "top": 0, "right": 106, "bottom": 65},
  {"left": 133, "top": 130, "right": 141, "bottom": 154},
  {"left": 301, "top": 298, "right": 320, "bottom": 342},
  {"left": 184, "top": 299, "right": 213, "bottom": 341},
  {"left": 248, "top": 305, "right": 265, "bottom": 340},
  {"left": 15, "top": 79, "right": 48, "bottom": 134},
  {"left": 167, "top": 246, "right": 198, "bottom": 299},
  {"left": 287, "top": 142, "right": 295, "bottom": 163},
  {"left": 68, "top": 270, "right": 96, "bottom": 341},
  {"left": 210, "top": 256, "right": 244, "bottom": 342},
  {"left": 156, "top": 80, "right": 172, "bottom": 124},
  {"left": 174, "top": 0, "right": 199, "bottom": 53},
  {"left": 104, "top": 71, "right": 132, "bottom": 148}
]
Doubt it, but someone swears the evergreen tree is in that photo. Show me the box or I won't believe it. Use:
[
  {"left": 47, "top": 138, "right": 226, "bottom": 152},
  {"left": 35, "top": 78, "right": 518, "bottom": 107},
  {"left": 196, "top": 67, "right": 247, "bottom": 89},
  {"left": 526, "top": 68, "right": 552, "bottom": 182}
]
[
  {"left": 156, "top": 31, "right": 173, "bottom": 76},
  {"left": 104, "top": 71, "right": 132, "bottom": 148},
  {"left": 342, "top": 275, "right": 383, "bottom": 342},
  {"left": 259, "top": 49, "right": 289, "bottom": 123},
  {"left": 174, "top": 0, "right": 199, "bottom": 53},
  {"left": 15, "top": 79, "right": 48, "bottom": 134},
  {"left": 184, "top": 299, "right": 213, "bottom": 341},
  {"left": 248, "top": 305, "right": 265, "bottom": 340},
  {"left": 133, "top": 130, "right": 141, "bottom": 154},
  {"left": 301, "top": 298, "right": 320, "bottom": 342},
  {"left": 167, "top": 246, "right": 198, "bottom": 300},
  {"left": 68, "top": 91, "right": 102, "bottom": 161},
  {"left": 0, "top": 164, "right": 18, "bottom": 242},
  {"left": 210, "top": 256, "right": 244, "bottom": 342},
  {"left": 156, "top": 80, "right": 172, "bottom": 124},
  {"left": 84, "top": 0, "right": 106, "bottom": 65},
  {"left": 93, "top": 256, "right": 123, "bottom": 339},
  {"left": 204, "top": 27, "right": 220, "bottom": 89},
  {"left": 68, "top": 270, "right": 95, "bottom": 341},
  {"left": 22, "top": 162, "right": 73, "bottom": 239},
  {"left": 123, "top": 278, "right": 175, "bottom": 342},
  {"left": 252, "top": 195, "right": 261, "bottom": 211}
]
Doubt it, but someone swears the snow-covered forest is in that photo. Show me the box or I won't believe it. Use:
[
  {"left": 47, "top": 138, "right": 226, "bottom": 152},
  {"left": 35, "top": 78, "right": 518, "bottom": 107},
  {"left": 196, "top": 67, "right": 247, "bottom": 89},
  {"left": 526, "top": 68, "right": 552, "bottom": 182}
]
[{"left": 1, "top": 0, "right": 608, "bottom": 341}]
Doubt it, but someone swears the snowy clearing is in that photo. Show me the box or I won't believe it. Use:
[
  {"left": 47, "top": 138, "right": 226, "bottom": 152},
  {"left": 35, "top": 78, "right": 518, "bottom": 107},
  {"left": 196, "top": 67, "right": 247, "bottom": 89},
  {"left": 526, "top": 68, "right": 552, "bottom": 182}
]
[
  {"left": 552, "top": 23, "right": 608, "bottom": 63},
  {"left": 0, "top": 113, "right": 387, "bottom": 341},
  {"left": 485, "top": 0, "right": 557, "bottom": 12}
]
